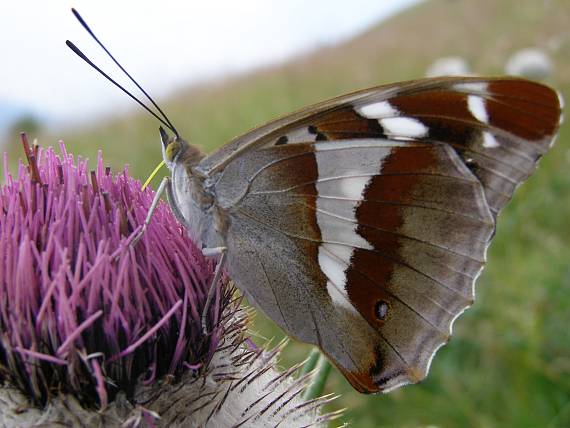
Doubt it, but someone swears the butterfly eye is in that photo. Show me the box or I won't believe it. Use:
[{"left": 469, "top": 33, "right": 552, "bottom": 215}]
[
  {"left": 375, "top": 300, "right": 390, "bottom": 321},
  {"left": 165, "top": 141, "right": 181, "bottom": 162}
]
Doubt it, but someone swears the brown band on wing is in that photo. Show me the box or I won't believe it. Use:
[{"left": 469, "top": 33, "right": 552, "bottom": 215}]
[
  {"left": 487, "top": 80, "right": 562, "bottom": 141},
  {"left": 355, "top": 174, "right": 487, "bottom": 218},
  {"left": 255, "top": 147, "right": 323, "bottom": 243},
  {"left": 379, "top": 142, "right": 449, "bottom": 173},
  {"left": 389, "top": 91, "right": 474, "bottom": 122},
  {"left": 249, "top": 146, "right": 321, "bottom": 193},
  {"left": 312, "top": 107, "right": 386, "bottom": 140}
]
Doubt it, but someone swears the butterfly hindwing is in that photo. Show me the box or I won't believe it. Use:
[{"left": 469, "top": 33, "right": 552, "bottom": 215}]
[{"left": 215, "top": 139, "right": 494, "bottom": 392}]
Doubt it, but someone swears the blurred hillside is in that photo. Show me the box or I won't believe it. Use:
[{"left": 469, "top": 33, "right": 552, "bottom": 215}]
[{"left": 7, "top": 0, "right": 570, "bottom": 426}]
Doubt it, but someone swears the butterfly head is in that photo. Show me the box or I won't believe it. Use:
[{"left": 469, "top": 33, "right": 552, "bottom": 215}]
[{"left": 160, "top": 126, "right": 203, "bottom": 170}]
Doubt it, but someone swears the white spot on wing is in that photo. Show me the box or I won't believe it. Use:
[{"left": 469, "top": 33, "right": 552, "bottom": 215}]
[
  {"left": 380, "top": 117, "right": 428, "bottom": 138},
  {"left": 323, "top": 243, "right": 353, "bottom": 262},
  {"left": 357, "top": 101, "right": 398, "bottom": 119},
  {"left": 339, "top": 173, "right": 371, "bottom": 199},
  {"left": 319, "top": 245, "right": 359, "bottom": 315},
  {"left": 482, "top": 132, "right": 499, "bottom": 148},
  {"left": 325, "top": 281, "right": 354, "bottom": 312},
  {"left": 454, "top": 82, "right": 488, "bottom": 93},
  {"left": 467, "top": 95, "right": 489, "bottom": 124},
  {"left": 318, "top": 248, "right": 346, "bottom": 288}
]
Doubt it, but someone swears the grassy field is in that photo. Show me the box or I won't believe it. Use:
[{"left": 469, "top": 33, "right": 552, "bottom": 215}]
[{"left": 7, "top": 0, "right": 570, "bottom": 426}]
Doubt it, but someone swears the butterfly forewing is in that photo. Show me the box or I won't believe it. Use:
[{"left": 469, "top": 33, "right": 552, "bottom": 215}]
[
  {"left": 199, "top": 77, "right": 562, "bottom": 393},
  {"left": 203, "top": 77, "right": 561, "bottom": 215}
]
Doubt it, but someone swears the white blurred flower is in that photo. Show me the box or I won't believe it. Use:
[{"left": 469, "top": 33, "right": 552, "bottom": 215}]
[
  {"left": 426, "top": 56, "right": 471, "bottom": 77},
  {"left": 505, "top": 48, "right": 553, "bottom": 80}
]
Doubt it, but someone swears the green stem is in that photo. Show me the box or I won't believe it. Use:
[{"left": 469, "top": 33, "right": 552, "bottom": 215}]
[
  {"left": 302, "top": 351, "right": 332, "bottom": 400},
  {"left": 300, "top": 348, "right": 321, "bottom": 378}
]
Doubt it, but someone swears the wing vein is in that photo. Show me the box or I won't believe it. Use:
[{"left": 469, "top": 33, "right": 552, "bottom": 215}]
[
  {"left": 234, "top": 208, "right": 480, "bottom": 299},
  {"left": 263, "top": 193, "right": 494, "bottom": 225},
  {"left": 251, "top": 172, "right": 477, "bottom": 197},
  {"left": 313, "top": 205, "right": 489, "bottom": 246}
]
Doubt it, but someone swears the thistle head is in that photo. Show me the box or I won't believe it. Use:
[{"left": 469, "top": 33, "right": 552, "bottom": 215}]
[
  {"left": 0, "top": 135, "right": 335, "bottom": 427},
  {"left": 0, "top": 134, "right": 227, "bottom": 408}
]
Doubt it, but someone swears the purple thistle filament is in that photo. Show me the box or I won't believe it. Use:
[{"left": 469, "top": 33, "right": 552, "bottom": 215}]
[{"left": 0, "top": 137, "right": 224, "bottom": 409}]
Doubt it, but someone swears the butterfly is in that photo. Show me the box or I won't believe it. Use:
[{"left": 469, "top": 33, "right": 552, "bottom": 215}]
[
  {"left": 67, "top": 10, "right": 563, "bottom": 393},
  {"left": 158, "top": 77, "right": 562, "bottom": 393}
]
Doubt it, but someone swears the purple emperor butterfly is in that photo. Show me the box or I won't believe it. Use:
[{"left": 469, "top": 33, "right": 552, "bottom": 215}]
[{"left": 68, "top": 9, "right": 563, "bottom": 393}]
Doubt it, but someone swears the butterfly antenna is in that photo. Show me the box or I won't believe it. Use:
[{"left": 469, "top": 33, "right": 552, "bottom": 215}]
[
  {"left": 68, "top": 8, "right": 179, "bottom": 137},
  {"left": 66, "top": 40, "right": 176, "bottom": 134}
]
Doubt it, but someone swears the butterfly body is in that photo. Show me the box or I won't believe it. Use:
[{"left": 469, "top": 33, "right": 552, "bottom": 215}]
[{"left": 161, "top": 76, "right": 562, "bottom": 393}]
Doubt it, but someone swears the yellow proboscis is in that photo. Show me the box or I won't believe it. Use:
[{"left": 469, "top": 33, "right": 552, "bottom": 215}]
[{"left": 142, "top": 160, "right": 166, "bottom": 191}]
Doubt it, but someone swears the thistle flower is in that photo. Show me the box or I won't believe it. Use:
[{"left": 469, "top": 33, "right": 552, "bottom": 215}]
[{"left": 0, "top": 135, "right": 335, "bottom": 427}]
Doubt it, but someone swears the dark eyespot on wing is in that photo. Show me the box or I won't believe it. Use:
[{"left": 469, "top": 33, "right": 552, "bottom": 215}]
[{"left": 375, "top": 300, "right": 389, "bottom": 321}]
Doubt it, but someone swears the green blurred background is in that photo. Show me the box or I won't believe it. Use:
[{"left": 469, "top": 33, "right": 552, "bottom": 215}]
[{"left": 3, "top": 0, "right": 570, "bottom": 426}]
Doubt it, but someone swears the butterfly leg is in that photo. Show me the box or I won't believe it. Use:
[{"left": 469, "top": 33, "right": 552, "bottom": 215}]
[
  {"left": 130, "top": 176, "right": 169, "bottom": 248},
  {"left": 201, "top": 246, "right": 227, "bottom": 334}
]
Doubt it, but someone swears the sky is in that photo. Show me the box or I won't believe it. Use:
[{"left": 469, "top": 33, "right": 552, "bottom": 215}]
[{"left": 0, "top": 0, "right": 420, "bottom": 130}]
